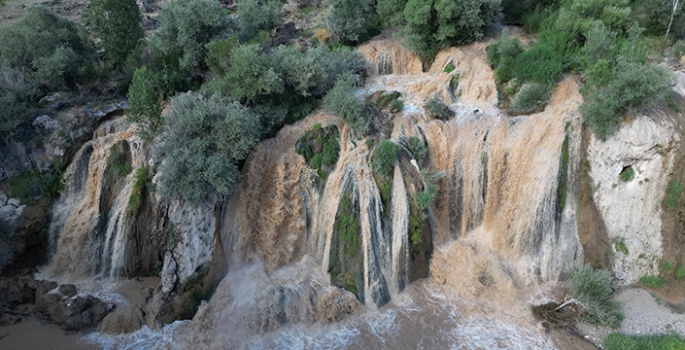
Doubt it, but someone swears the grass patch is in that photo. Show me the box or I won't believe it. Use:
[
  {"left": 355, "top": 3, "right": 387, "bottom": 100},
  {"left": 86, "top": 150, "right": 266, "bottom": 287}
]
[
  {"left": 604, "top": 333, "right": 685, "bottom": 350},
  {"left": 619, "top": 166, "right": 635, "bottom": 182},
  {"left": 676, "top": 265, "right": 685, "bottom": 280},
  {"left": 569, "top": 264, "right": 623, "bottom": 328},
  {"left": 665, "top": 181, "right": 682, "bottom": 210},
  {"left": 337, "top": 194, "right": 360, "bottom": 258},
  {"left": 443, "top": 62, "right": 455, "bottom": 73},
  {"left": 613, "top": 237, "right": 628, "bottom": 255},
  {"left": 639, "top": 275, "right": 663, "bottom": 289},
  {"left": 374, "top": 139, "right": 401, "bottom": 178},
  {"left": 558, "top": 134, "right": 570, "bottom": 211},
  {"left": 409, "top": 214, "right": 422, "bottom": 246},
  {"left": 109, "top": 145, "right": 132, "bottom": 178},
  {"left": 449, "top": 74, "right": 460, "bottom": 96}
]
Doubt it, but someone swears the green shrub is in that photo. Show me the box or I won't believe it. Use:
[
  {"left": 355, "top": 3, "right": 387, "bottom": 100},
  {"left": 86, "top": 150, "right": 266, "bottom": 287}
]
[
  {"left": 83, "top": 0, "right": 143, "bottom": 63},
  {"left": 0, "top": 7, "right": 93, "bottom": 96},
  {"left": 404, "top": 0, "right": 500, "bottom": 59},
  {"left": 155, "top": 93, "right": 260, "bottom": 205},
  {"left": 582, "top": 60, "right": 672, "bottom": 139},
  {"left": 633, "top": 0, "right": 685, "bottom": 39},
  {"left": 674, "top": 40, "right": 685, "bottom": 59},
  {"left": 202, "top": 44, "right": 283, "bottom": 101},
  {"left": 407, "top": 136, "right": 427, "bottom": 163},
  {"left": 377, "top": 0, "right": 408, "bottom": 28},
  {"left": 415, "top": 185, "right": 436, "bottom": 211},
  {"left": 128, "top": 165, "right": 148, "bottom": 217},
  {"left": 237, "top": 0, "right": 284, "bottom": 42},
  {"left": 374, "top": 140, "right": 401, "bottom": 178},
  {"left": 444, "top": 62, "right": 455, "bottom": 73},
  {"left": 513, "top": 44, "right": 563, "bottom": 85},
  {"left": 9, "top": 168, "right": 62, "bottom": 203},
  {"left": 662, "top": 262, "right": 674, "bottom": 271},
  {"left": 613, "top": 237, "right": 629, "bottom": 255},
  {"left": 409, "top": 214, "right": 422, "bottom": 246},
  {"left": 324, "top": 73, "right": 369, "bottom": 133},
  {"left": 510, "top": 83, "right": 553, "bottom": 114},
  {"left": 109, "top": 145, "right": 132, "bottom": 178},
  {"left": 424, "top": 96, "right": 453, "bottom": 120},
  {"left": 150, "top": 0, "right": 235, "bottom": 70},
  {"left": 639, "top": 275, "right": 663, "bottom": 288},
  {"left": 677, "top": 265, "right": 685, "bottom": 280},
  {"left": 604, "top": 333, "right": 685, "bottom": 350},
  {"left": 665, "top": 181, "right": 682, "bottom": 209},
  {"left": 569, "top": 264, "right": 623, "bottom": 327},
  {"left": 619, "top": 166, "right": 635, "bottom": 182},
  {"left": 127, "top": 67, "right": 163, "bottom": 141},
  {"left": 328, "top": 0, "right": 377, "bottom": 43}
]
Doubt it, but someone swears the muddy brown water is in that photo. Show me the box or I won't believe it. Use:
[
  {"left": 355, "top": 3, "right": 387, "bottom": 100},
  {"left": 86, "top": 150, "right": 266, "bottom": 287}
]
[{"left": 0, "top": 320, "right": 99, "bottom": 350}]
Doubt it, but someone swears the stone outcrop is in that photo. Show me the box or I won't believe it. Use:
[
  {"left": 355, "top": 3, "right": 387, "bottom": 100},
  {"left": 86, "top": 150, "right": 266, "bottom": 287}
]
[{"left": 34, "top": 281, "right": 115, "bottom": 331}]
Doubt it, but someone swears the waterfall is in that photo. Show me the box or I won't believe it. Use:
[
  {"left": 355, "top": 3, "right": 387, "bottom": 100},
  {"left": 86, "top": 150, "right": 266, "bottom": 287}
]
[
  {"left": 41, "top": 118, "right": 143, "bottom": 281},
  {"left": 389, "top": 164, "right": 410, "bottom": 298}
]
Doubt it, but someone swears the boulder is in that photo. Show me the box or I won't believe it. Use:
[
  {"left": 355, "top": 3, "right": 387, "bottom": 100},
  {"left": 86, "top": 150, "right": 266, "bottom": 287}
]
[
  {"left": 35, "top": 281, "right": 115, "bottom": 331},
  {"left": 7, "top": 198, "right": 20, "bottom": 207},
  {"left": 0, "top": 192, "right": 6, "bottom": 207}
]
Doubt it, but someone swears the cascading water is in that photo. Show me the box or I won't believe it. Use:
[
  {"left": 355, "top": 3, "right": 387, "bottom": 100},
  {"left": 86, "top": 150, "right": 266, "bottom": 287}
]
[
  {"left": 41, "top": 118, "right": 144, "bottom": 281},
  {"left": 50, "top": 37, "right": 590, "bottom": 349}
]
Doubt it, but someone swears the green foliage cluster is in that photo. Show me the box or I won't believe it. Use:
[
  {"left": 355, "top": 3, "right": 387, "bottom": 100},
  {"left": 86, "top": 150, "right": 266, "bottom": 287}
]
[
  {"left": 237, "top": 0, "right": 284, "bottom": 42},
  {"left": 510, "top": 83, "right": 553, "bottom": 114},
  {"left": 403, "top": 0, "right": 500, "bottom": 59},
  {"left": 328, "top": 0, "right": 378, "bottom": 44},
  {"left": 673, "top": 40, "right": 685, "bottom": 59},
  {"left": 83, "top": 0, "right": 143, "bottom": 63},
  {"left": 424, "top": 96, "right": 453, "bottom": 120},
  {"left": 155, "top": 93, "right": 260, "bottom": 205},
  {"left": 613, "top": 237, "right": 629, "bottom": 255},
  {"left": 604, "top": 333, "right": 685, "bottom": 350},
  {"left": 296, "top": 125, "right": 340, "bottom": 180},
  {"left": 639, "top": 275, "right": 664, "bottom": 288},
  {"left": 619, "top": 166, "right": 635, "bottom": 182},
  {"left": 9, "top": 168, "right": 62, "bottom": 203},
  {"left": 407, "top": 136, "right": 426, "bottom": 164},
  {"left": 569, "top": 264, "right": 623, "bottom": 328},
  {"left": 109, "top": 145, "right": 132, "bottom": 178},
  {"left": 128, "top": 165, "right": 149, "bottom": 217},
  {"left": 324, "top": 73, "right": 370, "bottom": 133},
  {"left": 677, "top": 265, "right": 685, "bottom": 280},
  {"left": 0, "top": 7, "right": 94, "bottom": 136},
  {"left": 409, "top": 214, "right": 422, "bottom": 246},
  {"left": 127, "top": 67, "right": 163, "bottom": 140},
  {"left": 150, "top": 0, "right": 235, "bottom": 71},
  {"left": 204, "top": 43, "right": 366, "bottom": 133},
  {"left": 665, "top": 181, "right": 682, "bottom": 210},
  {"left": 337, "top": 194, "right": 360, "bottom": 258},
  {"left": 374, "top": 140, "right": 401, "bottom": 178},
  {"left": 558, "top": 135, "right": 570, "bottom": 210}
]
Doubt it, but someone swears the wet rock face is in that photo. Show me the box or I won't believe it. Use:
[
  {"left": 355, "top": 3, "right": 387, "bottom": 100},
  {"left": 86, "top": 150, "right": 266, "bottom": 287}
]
[{"left": 35, "top": 281, "right": 115, "bottom": 331}]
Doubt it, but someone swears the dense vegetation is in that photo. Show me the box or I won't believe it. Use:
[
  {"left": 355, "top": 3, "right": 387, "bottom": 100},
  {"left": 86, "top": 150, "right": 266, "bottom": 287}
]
[
  {"left": 569, "top": 264, "right": 623, "bottom": 328},
  {"left": 604, "top": 333, "right": 685, "bottom": 350}
]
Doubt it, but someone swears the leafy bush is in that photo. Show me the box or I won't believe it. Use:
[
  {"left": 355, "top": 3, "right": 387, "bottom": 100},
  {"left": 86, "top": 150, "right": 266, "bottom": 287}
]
[
  {"left": 674, "top": 40, "right": 685, "bottom": 59},
  {"left": 424, "top": 96, "right": 453, "bottom": 120},
  {"left": 83, "top": 0, "right": 143, "bottom": 63},
  {"left": 510, "top": 83, "right": 553, "bottom": 114},
  {"left": 582, "top": 60, "right": 672, "bottom": 139},
  {"left": 374, "top": 139, "right": 401, "bottom": 178},
  {"left": 377, "top": 0, "right": 408, "bottom": 28},
  {"left": 407, "top": 136, "right": 427, "bottom": 163},
  {"left": 0, "top": 6, "right": 93, "bottom": 107},
  {"left": 9, "top": 168, "right": 62, "bottom": 203},
  {"left": 237, "top": 0, "right": 284, "bottom": 42},
  {"left": 633, "top": 0, "right": 685, "bottom": 39},
  {"left": 513, "top": 44, "right": 564, "bottom": 85},
  {"left": 604, "top": 333, "right": 685, "bottom": 350},
  {"left": 324, "top": 73, "right": 369, "bottom": 133},
  {"left": 328, "top": 0, "right": 377, "bottom": 43},
  {"left": 677, "top": 265, "right": 685, "bottom": 280},
  {"left": 155, "top": 93, "right": 260, "bottom": 205},
  {"left": 128, "top": 165, "right": 148, "bottom": 217},
  {"left": 639, "top": 275, "right": 663, "bottom": 288},
  {"left": 150, "top": 0, "right": 235, "bottom": 70},
  {"left": 619, "top": 166, "right": 635, "bottom": 182},
  {"left": 569, "top": 264, "right": 623, "bottom": 327},
  {"left": 404, "top": 0, "right": 500, "bottom": 59},
  {"left": 127, "top": 67, "right": 163, "bottom": 140}
]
